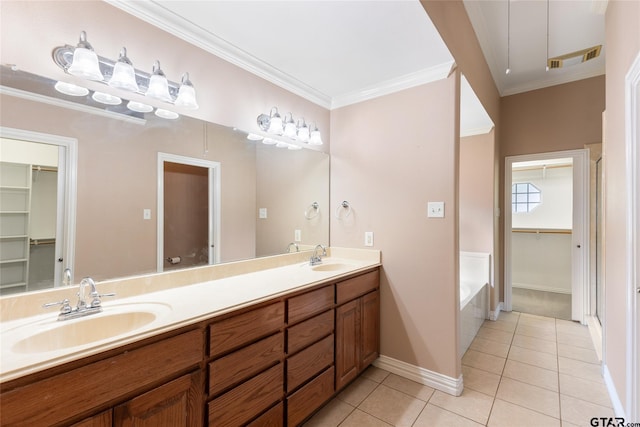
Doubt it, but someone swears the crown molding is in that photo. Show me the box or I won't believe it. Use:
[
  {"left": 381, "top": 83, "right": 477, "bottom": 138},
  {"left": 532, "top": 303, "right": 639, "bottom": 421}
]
[
  {"left": 501, "top": 68, "right": 605, "bottom": 96},
  {"left": 331, "top": 61, "right": 455, "bottom": 109},
  {"left": 105, "top": 0, "right": 332, "bottom": 109}
]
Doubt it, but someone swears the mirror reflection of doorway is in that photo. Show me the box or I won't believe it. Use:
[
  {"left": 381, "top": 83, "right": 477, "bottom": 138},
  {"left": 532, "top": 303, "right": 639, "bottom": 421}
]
[{"left": 157, "top": 153, "right": 220, "bottom": 273}]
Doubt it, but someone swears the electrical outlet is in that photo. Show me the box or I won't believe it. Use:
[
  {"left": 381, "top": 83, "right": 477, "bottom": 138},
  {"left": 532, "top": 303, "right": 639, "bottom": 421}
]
[
  {"left": 427, "top": 202, "right": 445, "bottom": 218},
  {"left": 294, "top": 229, "right": 301, "bottom": 242},
  {"left": 259, "top": 208, "right": 268, "bottom": 219},
  {"left": 364, "top": 231, "right": 374, "bottom": 247},
  {"left": 143, "top": 209, "right": 151, "bottom": 220}
]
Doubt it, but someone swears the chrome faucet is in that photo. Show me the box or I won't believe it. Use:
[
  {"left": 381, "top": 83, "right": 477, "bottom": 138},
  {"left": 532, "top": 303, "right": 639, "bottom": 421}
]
[
  {"left": 310, "top": 244, "right": 327, "bottom": 266},
  {"left": 43, "top": 276, "right": 115, "bottom": 321},
  {"left": 286, "top": 242, "right": 300, "bottom": 253}
]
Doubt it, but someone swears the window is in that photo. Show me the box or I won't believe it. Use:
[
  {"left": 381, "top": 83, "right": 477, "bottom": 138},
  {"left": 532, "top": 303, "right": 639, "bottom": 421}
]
[{"left": 512, "top": 182, "right": 541, "bottom": 213}]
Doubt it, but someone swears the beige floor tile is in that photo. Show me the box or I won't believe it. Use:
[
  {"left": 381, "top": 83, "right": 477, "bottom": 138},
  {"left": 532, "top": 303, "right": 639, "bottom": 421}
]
[
  {"left": 558, "top": 357, "right": 603, "bottom": 383},
  {"left": 520, "top": 313, "right": 557, "bottom": 324},
  {"left": 503, "top": 359, "right": 559, "bottom": 391},
  {"left": 557, "top": 332, "right": 596, "bottom": 350},
  {"left": 339, "top": 409, "right": 392, "bottom": 427},
  {"left": 462, "top": 365, "right": 501, "bottom": 396},
  {"left": 381, "top": 373, "right": 434, "bottom": 401},
  {"left": 515, "top": 323, "right": 557, "bottom": 341},
  {"left": 559, "top": 373, "right": 612, "bottom": 408},
  {"left": 302, "top": 399, "right": 354, "bottom": 427},
  {"left": 429, "top": 389, "right": 494, "bottom": 424},
  {"left": 512, "top": 334, "right": 558, "bottom": 355},
  {"left": 482, "top": 319, "right": 517, "bottom": 333},
  {"left": 469, "top": 337, "right": 511, "bottom": 358},
  {"left": 558, "top": 343, "right": 600, "bottom": 364},
  {"left": 508, "top": 345, "right": 558, "bottom": 371},
  {"left": 555, "top": 320, "right": 591, "bottom": 338},
  {"left": 336, "top": 376, "right": 378, "bottom": 407},
  {"left": 361, "top": 366, "right": 390, "bottom": 383},
  {"left": 561, "top": 422, "right": 582, "bottom": 427},
  {"left": 413, "top": 404, "right": 484, "bottom": 427},
  {"left": 357, "top": 384, "right": 426, "bottom": 427},
  {"left": 560, "top": 395, "right": 615, "bottom": 426},
  {"left": 462, "top": 349, "right": 507, "bottom": 375},
  {"left": 496, "top": 311, "right": 520, "bottom": 323},
  {"left": 476, "top": 326, "right": 514, "bottom": 345},
  {"left": 488, "top": 399, "right": 561, "bottom": 427},
  {"left": 496, "top": 377, "right": 560, "bottom": 418}
]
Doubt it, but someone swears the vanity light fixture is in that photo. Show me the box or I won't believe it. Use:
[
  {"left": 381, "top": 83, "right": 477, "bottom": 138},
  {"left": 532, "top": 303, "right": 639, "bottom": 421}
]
[
  {"left": 254, "top": 106, "right": 324, "bottom": 146},
  {"left": 92, "top": 91, "right": 122, "bottom": 105},
  {"left": 54, "top": 81, "right": 89, "bottom": 97},
  {"left": 52, "top": 30, "right": 199, "bottom": 117}
]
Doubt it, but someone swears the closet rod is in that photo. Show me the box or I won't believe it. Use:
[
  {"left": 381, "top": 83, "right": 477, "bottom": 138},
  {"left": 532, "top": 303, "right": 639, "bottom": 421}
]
[
  {"left": 31, "top": 165, "right": 58, "bottom": 172},
  {"left": 512, "top": 228, "right": 572, "bottom": 235},
  {"left": 30, "top": 238, "right": 56, "bottom": 246}
]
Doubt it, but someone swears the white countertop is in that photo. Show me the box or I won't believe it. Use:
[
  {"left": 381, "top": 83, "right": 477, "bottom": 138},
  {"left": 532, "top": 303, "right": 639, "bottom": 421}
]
[{"left": 0, "top": 249, "right": 380, "bottom": 383}]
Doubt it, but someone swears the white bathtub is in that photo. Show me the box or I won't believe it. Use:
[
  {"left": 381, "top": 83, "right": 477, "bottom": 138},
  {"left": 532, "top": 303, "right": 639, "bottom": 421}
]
[{"left": 460, "top": 252, "right": 490, "bottom": 356}]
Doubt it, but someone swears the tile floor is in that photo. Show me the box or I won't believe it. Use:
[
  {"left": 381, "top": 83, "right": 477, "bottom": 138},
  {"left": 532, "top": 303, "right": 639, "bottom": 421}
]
[{"left": 303, "top": 312, "right": 614, "bottom": 427}]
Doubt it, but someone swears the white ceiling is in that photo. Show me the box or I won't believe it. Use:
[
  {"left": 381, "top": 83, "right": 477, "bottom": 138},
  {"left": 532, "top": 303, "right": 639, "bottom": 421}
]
[
  {"left": 464, "top": 0, "right": 606, "bottom": 96},
  {"left": 106, "top": 0, "right": 602, "bottom": 135}
]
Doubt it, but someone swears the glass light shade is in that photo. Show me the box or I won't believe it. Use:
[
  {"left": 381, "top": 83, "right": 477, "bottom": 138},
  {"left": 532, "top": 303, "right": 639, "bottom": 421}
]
[
  {"left": 108, "top": 52, "right": 139, "bottom": 92},
  {"left": 175, "top": 84, "right": 198, "bottom": 109},
  {"left": 145, "top": 61, "right": 173, "bottom": 102},
  {"left": 246, "top": 133, "right": 264, "bottom": 141},
  {"left": 68, "top": 47, "right": 104, "bottom": 81},
  {"left": 297, "top": 121, "right": 310, "bottom": 143},
  {"left": 283, "top": 114, "right": 297, "bottom": 138},
  {"left": 155, "top": 108, "right": 179, "bottom": 119},
  {"left": 127, "top": 100, "right": 153, "bottom": 113},
  {"left": 309, "top": 129, "right": 323, "bottom": 145},
  {"left": 267, "top": 107, "right": 283, "bottom": 135},
  {"left": 276, "top": 141, "right": 290, "bottom": 148},
  {"left": 262, "top": 138, "right": 278, "bottom": 145},
  {"left": 54, "top": 81, "right": 89, "bottom": 96},
  {"left": 92, "top": 91, "right": 122, "bottom": 105}
]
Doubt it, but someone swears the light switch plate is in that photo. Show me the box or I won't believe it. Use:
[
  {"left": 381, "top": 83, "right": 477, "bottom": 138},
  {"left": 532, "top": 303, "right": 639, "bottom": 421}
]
[
  {"left": 364, "top": 231, "right": 374, "bottom": 247},
  {"left": 143, "top": 209, "right": 151, "bottom": 220},
  {"left": 428, "top": 202, "right": 445, "bottom": 218},
  {"left": 294, "top": 229, "right": 301, "bottom": 242},
  {"left": 259, "top": 208, "right": 268, "bottom": 219}
]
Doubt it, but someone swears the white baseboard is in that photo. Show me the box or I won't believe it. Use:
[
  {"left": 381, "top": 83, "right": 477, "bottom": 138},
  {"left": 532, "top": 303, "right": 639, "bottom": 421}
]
[
  {"left": 373, "top": 355, "right": 463, "bottom": 396},
  {"left": 513, "top": 283, "right": 572, "bottom": 295},
  {"left": 490, "top": 302, "right": 503, "bottom": 321},
  {"left": 603, "top": 363, "right": 626, "bottom": 419}
]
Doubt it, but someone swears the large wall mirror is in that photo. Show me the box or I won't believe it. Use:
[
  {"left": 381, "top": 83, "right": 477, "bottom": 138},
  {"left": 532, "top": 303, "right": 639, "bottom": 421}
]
[{"left": 0, "top": 66, "right": 329, "bottom": 295}]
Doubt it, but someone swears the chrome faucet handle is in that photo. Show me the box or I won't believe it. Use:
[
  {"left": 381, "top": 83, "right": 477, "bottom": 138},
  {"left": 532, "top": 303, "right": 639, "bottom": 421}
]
[
  {"left": 43, "top": 298, "right": 73, "bottom": 314},
  {"left": 90, "top": 292, "right": 116, "bottom": 308}
]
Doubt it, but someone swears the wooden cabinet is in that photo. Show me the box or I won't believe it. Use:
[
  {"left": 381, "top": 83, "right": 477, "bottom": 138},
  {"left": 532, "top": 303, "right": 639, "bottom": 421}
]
[
  {"left": 335, "top": 271, "right": 380, "bottom": 391},
  {"left": 70, "top": 411, "right": 112, "bottom": 427},
  {"left": 115, "top": 370, "right": 203, "bottom": 426}
]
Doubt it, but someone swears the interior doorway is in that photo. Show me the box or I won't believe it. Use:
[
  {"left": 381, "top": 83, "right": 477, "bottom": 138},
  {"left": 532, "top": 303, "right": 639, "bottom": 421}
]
[
  {"left": 156, "top": 153, "right": 220, "bottom": 273},
  {"left": 505, "top": 149, "right": 589, "bottom": 323}
]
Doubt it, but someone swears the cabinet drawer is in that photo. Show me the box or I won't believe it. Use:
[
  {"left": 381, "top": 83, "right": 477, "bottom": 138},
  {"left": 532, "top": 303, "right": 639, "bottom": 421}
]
[
  {"left": 287, "top": 334, "right": 334, "bottom": 392},
  {"left": 246, "top": 402, "right": 283, "bottom": 427},
  {"left": 287, "top": 309, "right": 334, "bottom": 355},
  {"left": 336, "top": 270, "right": 379, "bottom": 305},
  {"left": 209, "top": 332, "right": 283, "bottom": 396},
  {"left": 1, "top": 329, "right": 203, "bottom": 427},
  {"left": 288, "top": 285, "right": 334, "bottom": 325},
  {"left": 208, "top": 363, "right": 283, "bottom": 427},
  {"left": 209, "top": 301, "right": 284, "bottom": 357},
  {"left": 286, "top": 366, "right": 334, "bottom": 427}
]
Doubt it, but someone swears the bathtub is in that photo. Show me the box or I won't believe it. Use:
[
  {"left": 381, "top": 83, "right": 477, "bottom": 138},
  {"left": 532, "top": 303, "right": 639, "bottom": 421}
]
[{"left": 460, "top": 252, "right": 490, "bottom": 356}]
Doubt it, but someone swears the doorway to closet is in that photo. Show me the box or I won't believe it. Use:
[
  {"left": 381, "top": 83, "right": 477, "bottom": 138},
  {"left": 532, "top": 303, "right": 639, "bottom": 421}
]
[{"left": 505, "top": 149, "right": 589, "bottom": 323}]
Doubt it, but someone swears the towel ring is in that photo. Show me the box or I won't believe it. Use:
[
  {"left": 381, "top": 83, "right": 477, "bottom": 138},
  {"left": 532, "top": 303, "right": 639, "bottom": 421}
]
[
  {"left": 335, "top": 200, "right": 352, "bottom": 219},
  {"left": 304, "top": 202, "right": 320, "bottom": 220}
]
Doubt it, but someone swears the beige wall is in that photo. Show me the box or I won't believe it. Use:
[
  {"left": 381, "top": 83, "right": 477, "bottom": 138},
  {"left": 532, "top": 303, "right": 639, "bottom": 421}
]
[
  {"left": 603, "top": 0, "right": 640, "bottom": 414},
  {"left": 0, "top": 1, "right": 330, "bottom": 146},
  {"left": 330, "top": 74, "right": 460, "bottom": 377}
]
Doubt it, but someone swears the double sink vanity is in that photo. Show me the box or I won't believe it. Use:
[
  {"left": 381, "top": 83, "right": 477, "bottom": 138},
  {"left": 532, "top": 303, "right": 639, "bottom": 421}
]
[{"left": 0, "top": 247, "right": 381, "bottom": 426}]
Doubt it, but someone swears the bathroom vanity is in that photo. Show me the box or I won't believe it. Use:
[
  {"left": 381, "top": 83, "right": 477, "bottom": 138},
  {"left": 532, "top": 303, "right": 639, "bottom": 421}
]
[{"left": 0, "top": 250, "right": 380, "bottom": 426}]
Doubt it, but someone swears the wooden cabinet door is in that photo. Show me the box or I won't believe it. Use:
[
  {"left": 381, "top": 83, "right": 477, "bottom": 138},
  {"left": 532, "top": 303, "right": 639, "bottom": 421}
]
[
  {"left": 114, "top": 370, "right": 203, "bottom": 427},
  {"left": 335, "top": 299, "right": 359, "bottom": 390},
  {"left": 71, "top": 410, "right": 112, "bottom": 427},
  {"left": 360, "top": 290, "right": 379, "bottom": 367}
]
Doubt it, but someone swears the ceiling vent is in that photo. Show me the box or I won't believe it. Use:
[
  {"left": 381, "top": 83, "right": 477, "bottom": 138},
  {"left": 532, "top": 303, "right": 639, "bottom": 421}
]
[{"left": 547, "top": 45, "right": 602, "bottom": 69}]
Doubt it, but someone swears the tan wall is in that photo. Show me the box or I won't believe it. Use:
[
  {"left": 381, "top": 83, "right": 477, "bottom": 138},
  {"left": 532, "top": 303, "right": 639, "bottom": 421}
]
[
  {"left": 0, "top": 1, "right": 330, "bottom": 147},
  {"left": 604, "top": 0, "right": 640, "bottom": 413},
  {"left": 460, "top": 132, "right": 495, "bottom": 256},
  {"left": 330, "top": 75, "right": 460, "bottom": 378}
]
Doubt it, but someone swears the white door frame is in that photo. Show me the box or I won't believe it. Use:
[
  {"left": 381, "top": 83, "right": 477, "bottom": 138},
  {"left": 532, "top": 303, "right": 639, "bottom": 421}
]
[
  {"left": 0, "top": 126, "right": 77, "bottom": 286},
  {"left": 157, "top": 153, "right": 221, "bottom": 272},
  {"left": 624, "top": 50, "right": 640, "bottom": 423},
  {"left": 504, "top": 149, "right": 589, "bottom": 323}
]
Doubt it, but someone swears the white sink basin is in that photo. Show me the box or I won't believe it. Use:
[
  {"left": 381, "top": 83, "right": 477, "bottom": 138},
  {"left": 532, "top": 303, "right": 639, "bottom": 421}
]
[
  {"left": 10, "top": 303, "right": 171, "bottom": 354},
  {"left": 311, "top": 263, "right": 355, "bottom": 272}
]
